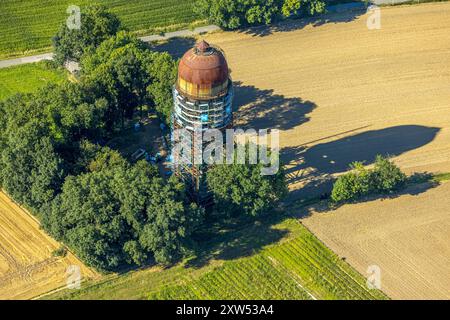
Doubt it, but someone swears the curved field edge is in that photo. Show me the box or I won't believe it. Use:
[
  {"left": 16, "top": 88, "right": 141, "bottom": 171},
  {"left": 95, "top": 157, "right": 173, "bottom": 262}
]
[{"left": 44, "top": 218, "right": 388, "bottom": 300}]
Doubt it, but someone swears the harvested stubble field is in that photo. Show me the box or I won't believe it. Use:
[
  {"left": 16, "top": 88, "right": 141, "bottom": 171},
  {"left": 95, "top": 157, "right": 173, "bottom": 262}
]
[
  {"left": 301, "top": 181, "right": 450, "bottom": 299},
  {"left": 202, "top": 2, "right": 450, "bottom": 198},
  {"left": 0, "top": 191, "right": 98, "bottom": 300},
  {"left": 199, "top": 2, "right": 450, "bottom": 299}
]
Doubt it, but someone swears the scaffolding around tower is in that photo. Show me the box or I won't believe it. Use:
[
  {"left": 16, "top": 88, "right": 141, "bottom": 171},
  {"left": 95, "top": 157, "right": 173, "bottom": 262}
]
[{"left": 171, "top": 40, "right": 234, "bottom": 204}]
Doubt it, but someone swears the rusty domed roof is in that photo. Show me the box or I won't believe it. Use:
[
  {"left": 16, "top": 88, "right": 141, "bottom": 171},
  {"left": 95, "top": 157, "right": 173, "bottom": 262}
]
[{"left": 178, "top": 40, "right": 229, "bottom": 87}]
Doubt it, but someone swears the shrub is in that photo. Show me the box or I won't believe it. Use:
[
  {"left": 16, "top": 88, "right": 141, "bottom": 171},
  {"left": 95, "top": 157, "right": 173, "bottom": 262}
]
[
  {"left": 330, "top": 172, "right": 359, "bottom": 203},
  {"left": 52, "top": 246, "right": 67, "bottom": 257},
  {"left": 331, "top": 156, "right": 407, "bottom": 204},
  {"left": 372, "top": 155, "right": 407, "bottom": 193},
  {"left": 331, "top": 162, "right": 372, "bottom": 203}
]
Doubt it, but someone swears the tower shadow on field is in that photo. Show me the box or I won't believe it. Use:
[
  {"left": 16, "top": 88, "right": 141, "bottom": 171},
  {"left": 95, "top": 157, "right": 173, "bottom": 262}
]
[
  {"left": 183, "top": 82, "right": 440, "bottom": 269},
  {"left": 233, "top": 81, "right": 317, "bottom": 130},
  {"left": 185, "top": 125, "right": 441, "bottom": 269},
  {"left": 184, "top": 83, "right": 317, "bottom": 269},
  {"left": 283, "top": 125, "right": 441, "bottom": 200}
]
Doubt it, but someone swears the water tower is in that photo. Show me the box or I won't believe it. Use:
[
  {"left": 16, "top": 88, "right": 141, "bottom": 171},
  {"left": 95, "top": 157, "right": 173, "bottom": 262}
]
[{"left": 172, "top": 40, "right": 234, "bottom": 203}]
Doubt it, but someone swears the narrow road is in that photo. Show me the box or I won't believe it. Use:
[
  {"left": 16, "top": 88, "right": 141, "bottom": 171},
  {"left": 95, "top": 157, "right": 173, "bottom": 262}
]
[
  {"left": 0, "top": 25, "right": 221, "bottom": 69},
  {"left": 0, "top": 53, "right": 54, "bottom": 69},
  {"left": 0, "top": 1, "right": 420, "bottom": 69}
]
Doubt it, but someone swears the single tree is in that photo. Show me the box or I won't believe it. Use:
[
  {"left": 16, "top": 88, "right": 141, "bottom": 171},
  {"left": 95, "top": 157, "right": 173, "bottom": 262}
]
[
  {"left": 146, "top": 52, "right": 178, "bottom": 124},
  {"left": 207, "top": 147, "right": 287, "bottom": 217},
  {"left": 53, "top": 4, "right": 121, "bottom": 65}
]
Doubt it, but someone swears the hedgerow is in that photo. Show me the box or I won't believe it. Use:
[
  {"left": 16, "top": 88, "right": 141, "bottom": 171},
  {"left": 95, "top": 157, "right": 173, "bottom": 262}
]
[{"left": 331, "top": 155, "right": 407, "bottom": 203}]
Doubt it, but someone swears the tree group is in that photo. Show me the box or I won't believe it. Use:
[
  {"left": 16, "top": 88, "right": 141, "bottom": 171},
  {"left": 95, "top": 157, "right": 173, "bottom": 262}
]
[
  {"left": 0, "top": 6, "right": 194, "bottom": 271},
  {"left": 0, "top": 83, "right": 203, "bottom": 270},
  {"left": 0, "top": 5, "right": 289, "bottom": 271},
  {"left": 331, "top": 155, "right": 407, "bottom": 204},
  {"left": 207, "top": 145, "right": 287, "bottom": 217},
  {"left": 194, "top": 0, "right": 326, "bottom": 29},
  {"left": 53, "top": 4, "right": 121, "bottom": 65}
]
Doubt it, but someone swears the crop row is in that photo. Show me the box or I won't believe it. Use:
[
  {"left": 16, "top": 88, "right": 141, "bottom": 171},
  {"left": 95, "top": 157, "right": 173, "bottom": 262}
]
[
  {"left": 148, "top": 254, "right": 313, "bottom": 300},
  {"left": 0, "top": 0, "right": 200, "bottom": 58},
  {"left": 265, "top": 231, "right": 387, "bottom": 300},
  {"left": 147, "top": 224, "right": 387, "bottom": 300}
]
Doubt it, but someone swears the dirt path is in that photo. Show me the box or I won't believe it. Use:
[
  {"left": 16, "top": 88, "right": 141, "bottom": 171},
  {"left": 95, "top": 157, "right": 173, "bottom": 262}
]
[
  {"left": 0, "top": 191, "right": 99, "bottom": 300},
  {"left": 300, "top": 181, "right": 450, "bottom": 299}
]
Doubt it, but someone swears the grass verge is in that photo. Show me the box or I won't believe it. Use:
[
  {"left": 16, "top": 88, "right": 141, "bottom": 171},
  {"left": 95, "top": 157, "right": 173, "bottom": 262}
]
[
  {"left": 44, "top": 212, "right": 388, "bottom": 300},
  {"left": 0, "top": 61, "right": 67, "bottom": 101}
]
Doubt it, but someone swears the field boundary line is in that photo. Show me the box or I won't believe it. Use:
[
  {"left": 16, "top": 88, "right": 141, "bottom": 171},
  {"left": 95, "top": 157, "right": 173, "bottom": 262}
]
[
  {"left": 0, "top": 25, "right": 221, "bottom": 69},
  {"left": 1, "top": 189, "right": 41, "bottom": 225},
  {"left": 296, "top": 220, "right": 390, "bottom": 299}
]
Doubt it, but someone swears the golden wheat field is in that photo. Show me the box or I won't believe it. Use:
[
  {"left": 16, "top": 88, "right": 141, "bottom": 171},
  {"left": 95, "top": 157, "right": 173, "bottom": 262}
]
[
  {"left": 202, "top": 2, "right": 450, "bottom": 299},
  {"left": 204, "top": 2, "right": 450, "bottom": 197},
  {"left": 0, "top": 192, "right": 98, "bottom": 300}
]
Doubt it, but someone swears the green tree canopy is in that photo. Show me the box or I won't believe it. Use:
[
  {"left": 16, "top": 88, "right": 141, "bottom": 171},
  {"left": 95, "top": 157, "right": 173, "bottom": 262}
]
[
  {"left": 206, "top": 146, "right": 287, "bottom": 217},
  {"left": 331, "top": 156, "right": 407, "bottom": 203},
  {"left": 53, "top": 4, "right": 121, "bottom": 65},
  {"left": 43, "top": 150, "right": 204, "bottom": 270},
  {"left": 81, "top": 32, "right": 177, "bottom": 128},
  {"left": 194, "top": 0, "right": 326, "bottom": 29},
  {"left": 146, "top": 52, "right": 178, "bottom": 124},
  {"left": 0, "top": 120, "right": 65, "bottom": 212},
  {"left": 81, "top": 32, "right": 152, "bottom": 128}
]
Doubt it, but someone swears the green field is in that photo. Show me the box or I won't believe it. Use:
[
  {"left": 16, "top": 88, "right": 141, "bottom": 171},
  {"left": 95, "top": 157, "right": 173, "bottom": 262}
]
[
  {"left": 0, "top": 0, "right": 201, "bottom": 59},
  {"left": 46, "top": 214, "right": 388, "bottom": 300},
  {"left": 0, "top": 61, "right": 67, "bottom": 101}
]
